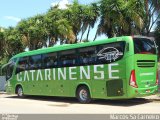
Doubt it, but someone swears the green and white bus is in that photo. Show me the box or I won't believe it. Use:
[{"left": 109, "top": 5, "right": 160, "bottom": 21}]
[{"left": 3, "top": 36, "right": 158, "bottom": 103}]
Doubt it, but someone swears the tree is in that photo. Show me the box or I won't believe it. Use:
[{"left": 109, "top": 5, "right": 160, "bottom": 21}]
[
  {"left": 79, "top": 3, "right": 100, "bottom": 42},
  {"left": 16, "top": 19, "right": 31, "bottom": 49},
  {"left": 55, "top": 19, "right": 75, "bottom": 44},
  {"left": 97, "top": 0, "right": 144, "bottom": 38},
  {"left": 0, "top": 29, "right": 5, "bottom": 60},
  {"left": 45, "top": 5, "right": 63, "bottom": 46},
  {"left": 86, "top": 3, "right": 100, "bottom": 41},
  {"left": 17, "top": 15, "right": 48, "bottom": 50},
  {"left": 27, "top": 15, "right": 48, "bottom": 49},
  {"left": 142, "top": 0, "right": 160, "bottom": 35},
  {"left": 3, "top": 27, "right": 24, "bottom": 58},
  {"left": 65, "top": 0, "right": 84, "bottom": 42},
  {"left": 46, "top": 5, "right": 75, "bottom": 45}
]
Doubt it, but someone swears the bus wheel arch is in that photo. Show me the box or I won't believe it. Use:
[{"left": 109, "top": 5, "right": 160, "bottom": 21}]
[
  {"left": 76, "top": 84, "right": 91, "bottom": 103},
  {"left": 15, "top": 84, "right": 24, "bottom": 97}
]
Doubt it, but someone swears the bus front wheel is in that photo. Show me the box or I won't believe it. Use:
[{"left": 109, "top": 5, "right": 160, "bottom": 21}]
[
  {"left": 76, "top": 86, "right": 91, "bottom": 103},
  {"left": 16, "top": 86, "right": 24, "bottom": 97}
]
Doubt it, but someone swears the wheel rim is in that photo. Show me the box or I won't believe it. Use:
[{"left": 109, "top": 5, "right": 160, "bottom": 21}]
[
  {"left": 18, "top": 87, "right": 23, "bottom": 96},
  {"left": 79, "top": 89, "right": 88, "bottom": 101}
]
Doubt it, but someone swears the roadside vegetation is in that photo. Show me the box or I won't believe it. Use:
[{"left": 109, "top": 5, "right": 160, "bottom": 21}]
[{"left": 0, "top": 0, "right": 160, "bottom": 66}]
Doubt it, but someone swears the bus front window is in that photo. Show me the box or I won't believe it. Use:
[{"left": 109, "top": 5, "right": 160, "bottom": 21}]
[{"left": 4, "top": 60, "right": 16, "bottom": 81}]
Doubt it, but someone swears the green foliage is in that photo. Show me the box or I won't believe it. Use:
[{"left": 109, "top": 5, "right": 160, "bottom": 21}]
[
  {"left": 0, "top": 56, "right": 8, "bottom": 66},
  {"left": 1, "top": 0, "right": 160, "bottom": 65},
  {"left": 0, "top": 31, "right": 4, "bottom": 58},
  {"left": 97, "top": 0, "right": 144, "bottom": 38},
  {"left": 4, "top": 27, "right": 24, "bottom": 57},
  {"left": 142, "top": 0, "right": 160, "bottom": 35}
]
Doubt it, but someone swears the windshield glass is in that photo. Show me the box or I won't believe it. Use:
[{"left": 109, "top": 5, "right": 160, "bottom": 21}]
[
  {"left": 134, "top": 38, "right": 157, "bottom": 54},
  {"left": 4, "top": 59, "right": 16, "bottom": 80}
]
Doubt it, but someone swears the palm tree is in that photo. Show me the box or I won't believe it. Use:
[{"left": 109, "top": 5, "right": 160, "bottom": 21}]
[
  {"left": 0, "top": 29, "right": 4, "bottom": 59},
  {"left": 46, "top": 4, "right": 76, "bottom": 45},
  {"left": 86, "top": 3, "right": 100, "bottom": 41},
  {"left": 65, "top": 0, "right": 84, "bottom": 42},
  {"left": 79, "top": 5, "right": 89, "bottom": 42},
  {"left": 17, "top": 15, "right": 47, "bottom": 50},
  {"left": 29, "top": 15, "right": 48, "bottom": 49},
  {"left": 97, "top": 0, "right": 144, "bottom": 38},
  {"left": 16, "top": 19, "right": 31, "bottom": 49},
  {"left": 142, "top": 0, "right": 160, "bottom": 35},
  {"left": 78, "top": 3, "right": 100, "bottom": 42},
  {"left": 4, "top": 27, "right": 23, "bottom": 57},
  {"left": 34, "top": 14, "right": 48, "bottom": 48},
  {"left": 55, "top": 19, "right": 75, "bottom": 44},
  {"left": 45, "top": 5, "right": 64, "bottom": 46}
]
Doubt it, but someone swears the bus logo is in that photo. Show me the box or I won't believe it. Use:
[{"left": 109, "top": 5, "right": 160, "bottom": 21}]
[{"left": 97, "top": 47, "right": 123, "bottom": 62}]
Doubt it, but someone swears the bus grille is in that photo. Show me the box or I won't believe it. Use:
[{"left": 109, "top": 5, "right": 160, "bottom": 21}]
[{"left": 137, "top": 60, "right": 155, "bottom": 67}]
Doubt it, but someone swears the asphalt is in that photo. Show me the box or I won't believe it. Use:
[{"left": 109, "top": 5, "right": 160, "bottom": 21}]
[
  {"left": 0, "top": 91, "right": 160, "bottom": 101},
  {"left": 144, "top": 94, "right": 160, "bottom": 101}
]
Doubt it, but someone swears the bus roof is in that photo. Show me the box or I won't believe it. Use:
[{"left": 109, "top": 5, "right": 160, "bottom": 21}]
[{"left": 11, "top": 36, "right": 132, "bottom": 60}]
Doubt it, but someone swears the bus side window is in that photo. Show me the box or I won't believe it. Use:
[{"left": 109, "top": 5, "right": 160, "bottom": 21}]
[
  {"left": 42, "top": 54, "right": 48, "bottom": 68},
  {"left": 16, "top": 57, "right": 29, "bottom": 74},
  {"left": 29, "top": 55, "right": 42, "bottom": 70},
  {"left": 97, "top": 42, "right": 125, "bottom": 64},
  {"left": 42, "top": 52, "right": 58, "bottom": 69},
  {"left": 59, "top": 50, "right": 77, "bottom": 67},
  {"left": 78, "top": 46, "right": 97, "bottom": 65}
]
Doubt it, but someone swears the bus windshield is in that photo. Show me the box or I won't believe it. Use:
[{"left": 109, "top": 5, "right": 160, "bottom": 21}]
[
  {"left": 134, "top": 38, "right": 157, "bottom": 54},
  {"left": 3, "top": 60, "right": 16, "bottom": 80}
]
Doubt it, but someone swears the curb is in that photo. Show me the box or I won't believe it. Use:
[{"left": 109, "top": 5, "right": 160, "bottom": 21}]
[
  {"left": 147, "top": 98, "right": 160, "bottom": 101},
  {"left": 144, "top": 94, "right": 160, "bottom": 101},
  {"left": 149, "top": 99, "right": 160, "bottom": 101},
  {"left": 0, "top": 91, "right": 6, "bottom": 94}
]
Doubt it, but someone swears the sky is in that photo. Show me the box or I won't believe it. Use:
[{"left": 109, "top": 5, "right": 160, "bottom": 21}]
[{"left": 0, "top": 0, "right": 106, "bottom": 41}]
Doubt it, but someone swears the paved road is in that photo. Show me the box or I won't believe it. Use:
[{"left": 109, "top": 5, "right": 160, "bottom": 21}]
[{"left": 0, "top": 94, "right": 160, "bottom": 114}]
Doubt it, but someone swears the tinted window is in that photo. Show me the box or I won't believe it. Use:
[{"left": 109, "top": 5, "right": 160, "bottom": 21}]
[
  {"left": 134, "top": 38, "right": 156, "bottom": 54},
  {"left": 42, "top": 52, "right": 58, "bottom": 68},
  {"left": 29, "top": 55, "right": 42, "bottom": 70},
  {"left": 78, "top": 46, "right": 97, "bottom": 65},
  {"left": 6, "top": 59, "right": 16, "bottom": 80},
  {"left": 59, "top": 50, "right": 77, "bottom": 67},
  {"left": 16, "top": 57, "right": 29, "bottom": 74},
  {"left": 97, "top": 42, "right": 125, "bottom": 64}
]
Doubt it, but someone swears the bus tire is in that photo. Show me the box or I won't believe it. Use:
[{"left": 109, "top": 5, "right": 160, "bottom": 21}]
[
  {"left": 16, "top": 86, "right": 24, "bottom": 97},
  {"left": 76, "top": 86, "right": 91, "bottom": 103}
]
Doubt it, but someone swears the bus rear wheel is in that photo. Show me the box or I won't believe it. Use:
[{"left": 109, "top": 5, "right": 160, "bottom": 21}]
[
  {"left": 76, "top": 86, "right": 91, "bottom": 103},
  {"left": 17, "top": 86, "right": 24, "bottom": 97}
]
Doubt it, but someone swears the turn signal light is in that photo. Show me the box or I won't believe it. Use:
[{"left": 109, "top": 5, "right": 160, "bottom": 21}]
[{"left": 129, "top": 70, "right": 138, "bottom": 88}]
